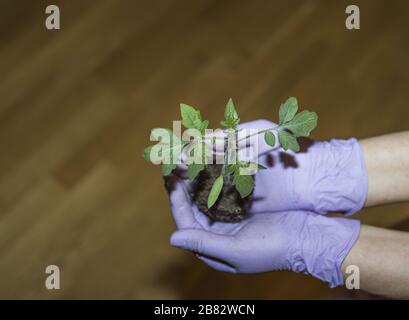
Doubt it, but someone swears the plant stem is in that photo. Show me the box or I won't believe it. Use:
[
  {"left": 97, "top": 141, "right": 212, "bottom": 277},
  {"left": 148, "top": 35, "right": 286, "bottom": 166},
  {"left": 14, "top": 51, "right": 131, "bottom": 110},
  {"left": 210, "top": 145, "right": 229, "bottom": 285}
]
[
  {"left": 222, "top": 128, "right": 238, "bottom": 183},
  {"left": 212, "top": 126, "right": 279, "bottom": 143},
  {"left": 236, "top": 125, "right": 280, "bottom": 143}
]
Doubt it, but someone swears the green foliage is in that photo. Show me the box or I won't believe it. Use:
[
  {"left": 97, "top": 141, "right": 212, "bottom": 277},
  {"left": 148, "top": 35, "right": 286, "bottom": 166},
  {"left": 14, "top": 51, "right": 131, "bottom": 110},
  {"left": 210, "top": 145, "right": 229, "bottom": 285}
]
[
  {"left": 279, "top": 97, "right": 298, "bottom": 125},
  {"left": 225, "top": 164, "right": 238, "bottom": 176},
  {"left": 162, "top": 163, "right": 177, "bottom": 176},
  {"left": 278, "top": 130, "right": 300, "bottom": 152},
  {"left": 143, "top": 97, "right": 318, "bottom": 210},
  {"left": 180, "top": 104, "right": 208, "bottom": 134},
  {"left": 187, "top": 163, "right": 205, "bottom": 181},
  {"left": 237, "top": 161, "right": 265, "bottom": 173},
  {"left": 233, "top": 174, "right": 254, "bottom": 198},
  {"left": 186, "top": 137, "right": 212, "bottom": 181},
  {"left": 143, "top": 128, "right": 183, "bottom": 175},
  {"left": 208, "top": 175, "right": 224, "bottom": 208},
  {"left": 189, "top": 142, "right": 212, "bottom": 164},
  {"left": 143, "top": 146, "right": 154, "bottom": 162},
  {"left": 282, "top": 110, "right": 318, "bottom": 137},
  {"left": 277, "top": 97, "right": 317, "bottom": 153},
  {"left": 264, "top": 131, "right": 276, "bottom": 147},
  {"left": 220, "top": 98, "right": 240, "bottom": 129}
]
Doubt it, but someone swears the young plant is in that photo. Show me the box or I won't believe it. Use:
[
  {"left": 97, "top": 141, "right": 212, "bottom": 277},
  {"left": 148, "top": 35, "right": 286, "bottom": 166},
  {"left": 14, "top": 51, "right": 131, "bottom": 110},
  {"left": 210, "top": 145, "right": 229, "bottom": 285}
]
[{"left": 143, "top": 97, "right": 318, "bottom": 218}]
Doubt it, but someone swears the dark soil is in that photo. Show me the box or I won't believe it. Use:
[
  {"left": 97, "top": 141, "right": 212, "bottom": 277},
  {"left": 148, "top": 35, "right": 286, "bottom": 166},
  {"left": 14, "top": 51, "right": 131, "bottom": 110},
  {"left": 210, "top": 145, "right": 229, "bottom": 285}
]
[{"left": 191, "top": 164, "right": 252, "bottom": 222}]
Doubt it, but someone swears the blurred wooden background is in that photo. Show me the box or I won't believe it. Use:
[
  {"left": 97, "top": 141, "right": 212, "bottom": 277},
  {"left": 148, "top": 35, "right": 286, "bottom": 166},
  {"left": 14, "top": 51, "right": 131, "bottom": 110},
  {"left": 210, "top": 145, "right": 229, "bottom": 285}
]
[{"left": 0, "top": 0, "right": 408, "bottom": 299}]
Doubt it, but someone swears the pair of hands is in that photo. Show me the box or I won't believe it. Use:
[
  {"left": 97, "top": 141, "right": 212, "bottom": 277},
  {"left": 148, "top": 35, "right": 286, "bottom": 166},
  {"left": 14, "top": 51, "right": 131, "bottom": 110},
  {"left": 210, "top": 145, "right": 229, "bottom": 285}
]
[{"left": 166, "top": 120, "right": 367, "bottom": 287}]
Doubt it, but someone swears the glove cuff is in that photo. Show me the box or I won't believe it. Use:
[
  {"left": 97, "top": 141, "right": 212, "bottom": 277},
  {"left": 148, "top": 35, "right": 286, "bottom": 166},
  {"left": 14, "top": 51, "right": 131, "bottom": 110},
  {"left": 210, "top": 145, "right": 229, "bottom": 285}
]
[
  {"left": 311, "top": 138, "right": 368, "bottom": 215},
  {"left": 291, "top": 214, "right": 361, "bottom": 288}
]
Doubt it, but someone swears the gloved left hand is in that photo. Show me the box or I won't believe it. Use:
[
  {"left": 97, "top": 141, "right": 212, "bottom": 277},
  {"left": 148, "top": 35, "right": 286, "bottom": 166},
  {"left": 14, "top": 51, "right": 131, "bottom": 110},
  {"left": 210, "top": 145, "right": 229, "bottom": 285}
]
[{"left": 166, "top": 175, "right": 361, "bottom": 288}]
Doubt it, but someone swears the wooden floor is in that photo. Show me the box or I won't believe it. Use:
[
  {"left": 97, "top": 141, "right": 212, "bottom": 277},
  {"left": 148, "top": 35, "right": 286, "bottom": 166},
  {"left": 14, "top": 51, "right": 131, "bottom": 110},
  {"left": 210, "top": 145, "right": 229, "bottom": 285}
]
[{"left": 0, "top": 0, "right": 409, "bottom": 299}]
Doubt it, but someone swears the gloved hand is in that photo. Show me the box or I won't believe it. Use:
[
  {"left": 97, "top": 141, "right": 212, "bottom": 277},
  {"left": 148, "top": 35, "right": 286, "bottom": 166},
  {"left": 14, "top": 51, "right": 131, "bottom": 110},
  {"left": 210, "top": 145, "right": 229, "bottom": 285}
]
[
  {"left": 178, "top": 119, "right": 368, "bottom": 215},
  {"left": 167, "top": 175, "right": 361, "bottom": 288}
]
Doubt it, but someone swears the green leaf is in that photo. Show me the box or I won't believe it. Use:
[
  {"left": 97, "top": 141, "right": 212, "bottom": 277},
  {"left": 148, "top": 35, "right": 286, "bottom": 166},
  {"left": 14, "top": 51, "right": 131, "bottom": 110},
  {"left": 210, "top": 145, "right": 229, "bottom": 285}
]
[
  {"left": 279, "top": 97, "right": 298, "bottom": 125},
  {"left": 208, "top": 175, "right": 224, "bottom": 208},
  {"left": 180, "top": 104, "right": 209, "bottom": 134},
  {"left": 221, "top": 98, "right": 240, "bottom": 129},
  {"left": 264, "top": 131, "right": 276, "bottom": 147},
  {"left": 283, "top": 110, "right": 318, "bottom": 137},
  {"left": 278, "top": 130, "right": 300, "bottom": 152},
  {"left": 233, "top": 174, "right": 254, "bottom": 198},
  {"left": 225, "top": 98, "right": 238, "bottom": 119},
  {"left": 143, "top": 146, "right": 153, "bottom": 162},
  {"left": 199, "top": 120, "right": 209, "bottom": 134},
  {"left": 187, "top": 163, "right": 205, "bottom": 181},
  {"left": 237, "top": 161, "right": 264, "bottom": 175},
  {"left": 162, "top": 163, "right": 177, "bottom": 176},
  {"left": 180, "top": 104, "right": 202, "bottom": 130}
]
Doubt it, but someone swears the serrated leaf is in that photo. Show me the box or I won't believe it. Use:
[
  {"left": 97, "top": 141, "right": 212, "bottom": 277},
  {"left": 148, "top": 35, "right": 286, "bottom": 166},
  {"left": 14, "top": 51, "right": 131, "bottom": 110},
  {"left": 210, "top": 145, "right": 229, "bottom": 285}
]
[
  {"left": 225, "top": 99, "right": 239, "bottom": 121},
  {"left": 225, "top": 98, "right": 238, "bottom": 119},
  {"left": 220, "top": 119, "right": 240, "bottom": 129},
  {"left": 279, "top": 97, "right": 298, "bottom": 125},
  {"left": 208, "top": 175, "right": 224, "bottom": 208},
  {"left": 278, "top": 130, "right": 300, "bottom": 152},
  {"left": 264, "top": 131, "right": 276, "bottom": 147},
  {"left": 180, "top": 104, "right": 209, "bottom": 134},
  {"left": 221, "top": 98, "right": 240, "bottom": 129},
  {"left": 233, "top": 174, "right": 254, "bottom": 198},
  {"left": 162, "top": 163, "right": 177, "bottom": 176},
  {"left": 180, "top": 104, "right": 202, "bottom": 130},
  {"left": 258, "top": 164, "right": 267, "bottom": 170},
  {"left": 187, "top": 163, "right": 205, "bottom": 181},
  {"left": 283, "top": 110, "right": 318, "bottom": 137}
]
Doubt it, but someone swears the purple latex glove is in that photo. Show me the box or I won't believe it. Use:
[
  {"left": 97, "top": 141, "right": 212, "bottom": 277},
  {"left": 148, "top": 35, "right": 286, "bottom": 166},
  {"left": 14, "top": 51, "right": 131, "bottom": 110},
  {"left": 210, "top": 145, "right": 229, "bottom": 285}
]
[
  {"left": 178, "top": 119, "right": 368, "bottom": 215},
  {"left": 245, "top": 120, "right": 368, "bottom": 215},
  {"left": 167, "top": 176, "right": 361, "bottom": 288}
]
